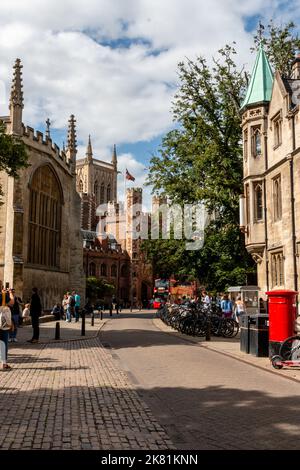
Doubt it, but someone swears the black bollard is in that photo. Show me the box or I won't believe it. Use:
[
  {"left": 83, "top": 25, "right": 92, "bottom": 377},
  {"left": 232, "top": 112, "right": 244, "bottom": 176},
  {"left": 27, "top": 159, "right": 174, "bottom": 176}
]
[
  {"left": 81, "top": 310, "right": 85, "bottom": 336},
  {"left": 206, "top": 315, "right": 211, "bottom": 341},
  {"left": 101, "top": 309, "right": 103, "bottom": 320},
  {"left": 55, "top": 322, "right": 60, "bottom": 340},
  {"left": 109, "top": 307, "right": 112, "bottom": 317},
  {"left": 91, "top": 312, "right": 94, "bottom": 326}
]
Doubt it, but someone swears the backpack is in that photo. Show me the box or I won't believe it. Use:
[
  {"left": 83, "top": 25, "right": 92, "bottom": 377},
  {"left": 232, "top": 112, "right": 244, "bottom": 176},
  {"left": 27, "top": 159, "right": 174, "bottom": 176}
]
[
  {"left": 70, "top": 296, "right": 75, "bottom": 308},
  {"left": 0, "top": 306, "right": 12, "bottom": 330}
]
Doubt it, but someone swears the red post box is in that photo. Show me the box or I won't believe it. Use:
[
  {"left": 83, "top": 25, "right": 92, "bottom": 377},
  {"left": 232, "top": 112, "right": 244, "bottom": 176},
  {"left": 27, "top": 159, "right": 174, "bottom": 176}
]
[{"left": 266, "top": 289, "right": 298, "bottom": 357}]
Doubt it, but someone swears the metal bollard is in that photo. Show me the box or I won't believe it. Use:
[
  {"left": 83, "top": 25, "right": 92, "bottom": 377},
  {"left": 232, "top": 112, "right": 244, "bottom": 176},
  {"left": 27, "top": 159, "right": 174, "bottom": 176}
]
[
  {"left": 109, "top": 307, "right": 112, "bottom": 317},
  {"left": 81, "top": 310, "right": 86, "bottom": 336},
  {"left": 91, "top": 312, "right": 94, "bottom": 326},
  {"left": 206, "top": 316, "right": 211, "bottom": 341},
  {"left": 55, "top": 322, "right": 60, "bottom": 340},
  {"left": 101, "top": 309, "right": 103, "bottom": 320}
]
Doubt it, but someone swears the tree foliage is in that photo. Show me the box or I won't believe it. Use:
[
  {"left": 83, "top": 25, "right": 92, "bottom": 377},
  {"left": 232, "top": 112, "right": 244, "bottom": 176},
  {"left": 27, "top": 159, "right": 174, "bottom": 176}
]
[
  {"left": 144, "top": 22, "right": 299, "bottom": 291},
  {"left": 253, "top": 21, "right": 300, "bottom": 77},
  {"left": 86, "top": 277, "right": 115, "bottom": 303},
  {"left": 0, "top": 121, "right": 29, "bottom": 200}
]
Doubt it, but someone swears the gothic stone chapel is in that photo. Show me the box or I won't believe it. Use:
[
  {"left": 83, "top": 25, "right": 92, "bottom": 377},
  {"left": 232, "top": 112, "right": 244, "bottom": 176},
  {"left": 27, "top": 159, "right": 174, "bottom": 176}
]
[{"left": 0, "top": 59, "right": 85, "bottom": 309}]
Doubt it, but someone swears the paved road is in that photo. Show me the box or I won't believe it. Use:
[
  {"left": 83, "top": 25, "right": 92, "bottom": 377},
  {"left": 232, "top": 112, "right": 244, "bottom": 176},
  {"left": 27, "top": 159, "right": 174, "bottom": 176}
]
[{"left": 100, "top": 311, "right": 300, "bottom": 450}]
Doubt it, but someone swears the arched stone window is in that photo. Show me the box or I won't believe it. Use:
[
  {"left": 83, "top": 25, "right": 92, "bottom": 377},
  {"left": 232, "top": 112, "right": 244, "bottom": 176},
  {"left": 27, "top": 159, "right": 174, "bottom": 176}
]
[
  {"left": 253, "top": 182, "right": 263, "bottom": 222},
  {"left": 273, "top": 176, "right": 282, "bottom": 221},
  {"left": 100, "top": 183, "right": 105, "bottom": 204},
  {"left": 79, "top": 179, "right": 83, "bottom": 192},
  {"left": 94, "top": 181, "right": 98, "bottom": 198},
  {"left": 251, "top": 126, "right": 262, "bottom": 157},
  {"left": 101, "top": 263, "right": 107, "bottom": 276},
  {"left": 107, "top": 184, "right": 111, "bottom": 202},
  {"left": 89, "top": 262, "right": 96, "bottom": 277},
  {"left": 121, "top": 264, "right": 127, "bottom": 277},
  {"left": 28, "top": 165, "right": 62, "bottom": 268},
  {"left": 111, "top": 264, "right": 117, "bottom": 277}
]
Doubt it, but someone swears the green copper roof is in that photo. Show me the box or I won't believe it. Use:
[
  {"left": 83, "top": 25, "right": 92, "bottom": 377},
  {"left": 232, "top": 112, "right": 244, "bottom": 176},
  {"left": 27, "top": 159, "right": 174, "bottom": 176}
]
[{"left": 241, "top": 47, "right": 273, "bottom": 110}]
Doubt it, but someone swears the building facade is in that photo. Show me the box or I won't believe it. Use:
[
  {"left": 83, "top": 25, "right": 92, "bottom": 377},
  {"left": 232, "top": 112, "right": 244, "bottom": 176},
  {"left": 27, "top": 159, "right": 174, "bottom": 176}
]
[
  {"left": 0, "top": 59, "right": 85, "bottom": 309},
  {"left": 76, "top": 143, "right": 153, "bottom": 305},
  {"left": 241, "top": 48, "right": 300, "bottom": 299}
]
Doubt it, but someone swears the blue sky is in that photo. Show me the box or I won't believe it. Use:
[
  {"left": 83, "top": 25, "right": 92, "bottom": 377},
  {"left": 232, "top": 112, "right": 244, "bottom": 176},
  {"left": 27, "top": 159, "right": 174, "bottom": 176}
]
[{"left": 0, "top": 0, "right": 299, "bottom": 208}]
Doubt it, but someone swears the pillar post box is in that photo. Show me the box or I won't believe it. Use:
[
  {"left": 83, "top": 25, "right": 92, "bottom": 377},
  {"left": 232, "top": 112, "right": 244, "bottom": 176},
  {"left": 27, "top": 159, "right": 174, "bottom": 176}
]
[{"left": 266, "top": 290, "right": 298, "bottom": 357}]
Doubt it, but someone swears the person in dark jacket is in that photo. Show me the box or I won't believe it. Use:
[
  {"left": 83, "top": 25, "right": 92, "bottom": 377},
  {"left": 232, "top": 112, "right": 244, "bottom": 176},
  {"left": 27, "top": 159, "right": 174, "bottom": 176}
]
[{"left": 28, "top": 287, "right": 42, "bottom": 343}]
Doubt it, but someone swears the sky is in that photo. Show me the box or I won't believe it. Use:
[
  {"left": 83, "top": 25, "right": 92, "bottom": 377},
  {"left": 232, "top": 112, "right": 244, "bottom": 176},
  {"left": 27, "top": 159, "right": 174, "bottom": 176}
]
[{"left": 0, "top": 0, "right": 299, "bottom": 209}]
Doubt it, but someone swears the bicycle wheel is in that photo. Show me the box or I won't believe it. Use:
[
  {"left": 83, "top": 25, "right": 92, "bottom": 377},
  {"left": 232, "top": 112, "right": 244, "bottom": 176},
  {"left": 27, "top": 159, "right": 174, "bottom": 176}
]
[
  {"left": 279, "top": 335, "right": 300, "bottom": 360},
  {"left": 271, "top": 355, "right": 283, "bottom": 369}
]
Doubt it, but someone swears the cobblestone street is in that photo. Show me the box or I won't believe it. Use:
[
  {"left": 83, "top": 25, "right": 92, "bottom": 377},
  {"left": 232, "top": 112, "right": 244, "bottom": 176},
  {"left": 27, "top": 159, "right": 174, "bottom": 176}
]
[{"left": 0, "top": 325, "right": 174, "bottom": 450}]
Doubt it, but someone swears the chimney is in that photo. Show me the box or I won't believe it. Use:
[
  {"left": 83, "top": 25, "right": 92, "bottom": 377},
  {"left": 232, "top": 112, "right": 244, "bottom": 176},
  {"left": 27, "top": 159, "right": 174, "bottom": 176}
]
[{"left": 291, "top": 50, "right": 300, "bottom": 79}]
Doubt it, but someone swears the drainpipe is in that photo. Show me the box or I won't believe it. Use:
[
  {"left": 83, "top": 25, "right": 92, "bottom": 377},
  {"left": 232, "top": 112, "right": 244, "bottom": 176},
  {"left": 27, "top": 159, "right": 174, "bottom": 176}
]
[{"left": 290, "top": 114, "right": 298, "bottom": 293}]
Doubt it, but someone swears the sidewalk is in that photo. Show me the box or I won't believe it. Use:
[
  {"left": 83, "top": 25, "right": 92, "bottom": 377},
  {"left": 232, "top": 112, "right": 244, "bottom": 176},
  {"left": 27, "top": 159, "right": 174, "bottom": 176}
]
[
  {"left": 0, "top": 313, "right": 174, "bottom": 450},
  {"left": 153, "top": 317, "right": 300, "bottom": 384},
  {"left": 14, "top": 314, "right": 107, "bottom": 344}
]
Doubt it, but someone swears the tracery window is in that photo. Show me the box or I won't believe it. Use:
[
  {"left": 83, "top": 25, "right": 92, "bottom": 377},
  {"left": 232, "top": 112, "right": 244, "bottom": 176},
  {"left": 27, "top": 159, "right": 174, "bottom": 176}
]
[
  {"left": 253, "top": 182, "right": 263, "bottom": 222},
  {"left": 111, "top": 265, "right": 117, "bottom": 277},
  {"left": 101, "top": 263, "right": 107, "bottom": 276},
  {"left": 251, "top": 126, "right": 262, "bottom": 157},
  {"left": 78, "top": 179, "right": 83, "bottom": 192},
  {"left": 89, "top": 262, "right": 96, "bottom": 277},
  {"left": 273, "top": 175, "right": 282, "bottom": 221},
  {"left": 100, "top": 183, "right": 105, "bottom": 204},
  {"left": 107, "top": 184, "right": 111, "bottom": 202},
  {"left": 28, "top": 165, "right": 62, "bottom": 268},
  {"left": 271, "top": 252, "right": 284, "bottom": 287}
]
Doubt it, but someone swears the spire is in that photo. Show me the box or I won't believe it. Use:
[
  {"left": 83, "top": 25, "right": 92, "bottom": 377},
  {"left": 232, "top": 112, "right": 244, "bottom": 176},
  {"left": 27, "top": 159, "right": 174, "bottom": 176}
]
[
  {"left": 9, "top": 58, "right": 24, "bottom": 135},
  {"left": 85, "top": 134, "right": 93, "bottom": 162},
  {"left": 66, "top": 114, "right": 77, "bottom": 173},
  {"left": 112, "top": 144, "right": 117, "bottom": 167},
  {"left": 241, "top": 46, "right": 273, "bottom": 110}
]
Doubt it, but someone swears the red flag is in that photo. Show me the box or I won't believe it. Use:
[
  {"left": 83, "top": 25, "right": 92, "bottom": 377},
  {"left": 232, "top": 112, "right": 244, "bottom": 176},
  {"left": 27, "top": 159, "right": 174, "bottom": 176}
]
[{"left": 126, "top": 169, "right": 135, "bottom": 181}]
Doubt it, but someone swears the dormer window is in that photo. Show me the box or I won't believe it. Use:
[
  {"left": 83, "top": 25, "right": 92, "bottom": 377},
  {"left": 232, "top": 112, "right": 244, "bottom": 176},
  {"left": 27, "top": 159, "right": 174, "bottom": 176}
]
[{"left": 251, "top": 126, "right": 262, "bottom": 157}]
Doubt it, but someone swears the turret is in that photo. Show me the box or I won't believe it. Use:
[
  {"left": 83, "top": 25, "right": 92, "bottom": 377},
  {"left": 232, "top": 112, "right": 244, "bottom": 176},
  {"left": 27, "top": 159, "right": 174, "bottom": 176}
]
[
  {"left": 112, "top": 144, "right": 117, "bottom": 168},
  {"left": 85, "top": 134, "right": 93, "bottom": 163},
  {"left": 66, "top": 114, "right": 77, "bottom": 174},
  {"left": 9, "top": 58, "right": 24, "bottom": 136}
]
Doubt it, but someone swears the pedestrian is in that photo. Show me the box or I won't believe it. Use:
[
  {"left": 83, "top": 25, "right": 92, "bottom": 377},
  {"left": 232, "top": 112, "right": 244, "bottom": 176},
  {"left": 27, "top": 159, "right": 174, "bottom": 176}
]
[
  {"left": 22, "top": 303, "right": 31, "bottom": 321},
  {"left": 220, "top": 294, "right": 233, "bottom": 318},
  {"left": 74, "top": 291, "right": 81, "bottom": 322},
  {"left": 233, "top": 295, "right": 245, "bottom": 323},
  {"left": 0, "top": 288, "right": 14, "bottom": 370},
  {"left": 62, "top": 293, "right": 68, "bottom": 320},
  {"left": 9, "top": 288, "right": 21, "bottom": 343},
  {"left": 202, "top": 291, "right": 211, "bottom": 305},
  {"left": 51, "top": 303, "right": 63, "bottom": 321},
  {"left": 66, "top": 292, "right": 74, "bottom": 322},
  {"left": 28, "top": 287, "right": 42, "bottom": 343}
]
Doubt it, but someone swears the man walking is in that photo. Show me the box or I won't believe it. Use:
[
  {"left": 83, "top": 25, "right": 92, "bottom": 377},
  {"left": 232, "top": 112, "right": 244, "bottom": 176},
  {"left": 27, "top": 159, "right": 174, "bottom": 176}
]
[
  {"left": 73, "top": 290, "right": 81, "bottom": 322},
  {"left": 28, "top": 287, "right": 42, "bottom": 343}
]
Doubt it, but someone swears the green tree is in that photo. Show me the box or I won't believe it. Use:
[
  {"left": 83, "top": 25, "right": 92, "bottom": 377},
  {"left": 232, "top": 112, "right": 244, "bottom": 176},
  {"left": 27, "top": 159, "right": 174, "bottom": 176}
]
[
  {"left": 86, "top": 277, "right": 115, "bottom": 303},
  {"left": 253, "top": 21, "right": 300, "bottom": 77},
  {"left": 0, "top": 121, "right": 29, "bottom": 200},
  {"left": 145, "top": 22, "right": 299, "bottom": 291}
]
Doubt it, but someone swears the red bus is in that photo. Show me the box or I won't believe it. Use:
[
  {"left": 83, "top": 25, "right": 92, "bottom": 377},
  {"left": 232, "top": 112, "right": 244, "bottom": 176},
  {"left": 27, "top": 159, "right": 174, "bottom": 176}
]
[{"left": 153, "top": 279, "right": 169, "bottom": 309}]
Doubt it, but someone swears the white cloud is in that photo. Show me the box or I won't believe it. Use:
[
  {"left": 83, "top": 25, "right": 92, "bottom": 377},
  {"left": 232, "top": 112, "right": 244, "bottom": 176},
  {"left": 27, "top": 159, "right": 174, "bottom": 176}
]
[{"left": 0, "top": 0, "right": 298, "bottom": 164}]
